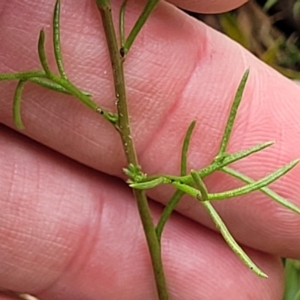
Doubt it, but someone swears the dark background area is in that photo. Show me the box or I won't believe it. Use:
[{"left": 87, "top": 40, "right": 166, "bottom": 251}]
[{"left": 188, "top": 0, "right": 300, "bottom": 79}]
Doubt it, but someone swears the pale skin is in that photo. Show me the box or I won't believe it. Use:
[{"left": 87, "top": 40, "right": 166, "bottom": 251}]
[{"left": 0, "top": 0, "right": 300, "bottom": 299}]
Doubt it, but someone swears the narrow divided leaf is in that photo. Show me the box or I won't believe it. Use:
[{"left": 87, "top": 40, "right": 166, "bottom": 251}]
[
  {"left": 217, "top": 141, "right": 274, "bottom": 165},
  {"left": 171, "top": 181, "right": 199, "bottom": 198},
  {"left": 218, "top": 69, "right": 250, "bottom": 155},
  {"left": 191, "top": 170, "right": 267, "bottom": 277},
  {"left": 223, "top": 167, "right": 300, "bottom": 214},
  {"left": 119, "top": 0, "right": 127, "bottom": 48},
  {"left": 53, "top": 0, "right": 67, "bottom": 79},
  {"left": 122, "top": 0, "right": 159, "bottom": 56},
  {"left": 181, "top": 121, "right": 196, "bottom": 176},
  {"left": 202, "top": 200, "right": 267, "bottom": 277},
  {"left": 13, "top": 80, "right": 26, "bottom": 130},
  {"left": 208, "top": 159, "right": 300, "bottom": 201},
  {"left": 130, "top": 177, "right": 166, "bottom": 189},
  {"left": 156, "top": 121, "right": 196, "bottom": 241},
  {"left": 178, "top": 141, "right": 274, "bottom": 185},
  {"left": 0, "top": 70, "right": 45, "bottom": 81},
  {"left": 172, "top": 159, "right": 299, "bottom": 203},
  {"left": 191, "top": 170, "right": 208, "bottom": 200},
  {"left": 156, "top": 190, "right": 184, "bottom": 242},
  {"left": 38, "top": 29, "right": 52, "bottom": 76},
  {"left": 29, "top": 77, "right": 69, "bottom": 94}
]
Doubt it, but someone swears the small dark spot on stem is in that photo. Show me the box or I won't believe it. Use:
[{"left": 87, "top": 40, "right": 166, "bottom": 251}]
[
  {"left": 96, "top": 108, "right": 103, "bottom": 114},
  {"left": 120, "top": 47, "right": 125, "bottom": 58}
]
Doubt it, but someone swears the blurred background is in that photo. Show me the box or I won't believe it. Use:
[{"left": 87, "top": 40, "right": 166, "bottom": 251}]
[{"left": 189, "top": 0, "right": 300, "bottom": 79}]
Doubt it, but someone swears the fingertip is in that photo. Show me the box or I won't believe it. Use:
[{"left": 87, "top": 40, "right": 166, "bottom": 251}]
[{"left": 168, "top": 0, "right": 248, "bottom": 13}]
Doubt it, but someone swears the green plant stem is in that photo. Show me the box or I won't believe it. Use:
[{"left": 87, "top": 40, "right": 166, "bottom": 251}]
[{"left": 96, "top": 1, "right": 169, "bottom": 299}]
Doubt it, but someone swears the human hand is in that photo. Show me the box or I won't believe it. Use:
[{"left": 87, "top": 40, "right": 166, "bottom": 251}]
[{"left": 0, "top": 0, "right": 299, "bottom": 299}]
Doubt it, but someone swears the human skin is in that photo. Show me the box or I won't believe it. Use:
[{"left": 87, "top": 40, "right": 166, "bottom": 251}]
[{"left": 0, "top": 0, "right": 300, "bottom": 299}]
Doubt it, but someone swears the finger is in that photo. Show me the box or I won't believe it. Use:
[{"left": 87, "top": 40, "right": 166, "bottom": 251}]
[
  {"left": 0, "top": 125, "right": 283, "bottom": 299},
  {"left": 0, "top": 1, "right": 300, "bottom": 257},
  {"left": 0, "top": 291, "right": 29, "bottom": 300},
  {"left": 167, "top": 0, "right": 248, "bottom": 13}
]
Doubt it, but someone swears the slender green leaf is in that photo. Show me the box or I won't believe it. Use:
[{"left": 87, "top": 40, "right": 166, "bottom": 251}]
[
  {"left": 28, "top": 77, "right": 92, "bottom": 96},
  {"left": 214, "top": 141, "right": 274, "bottom": 166},
  {"left": 29, "top": 77, "right": 69, "bottom": 94},
  {"left": 130, "top": 177, "right": 166, "bottom": 189},
  {"left": 209, "top": 159, "right": 299, "bottom": 201},
  {"left": 192, "top": 172, "right": 268, "bottom": 278},
  {"left": 38, "top": 29, "right": 52, "bottom": 76},
  {"left": 156, "top": 121, "right": 196, "bottom": 241},
  {"left": 53, "top": 0, "right": 67, "bottom": 79},
  {"left": 119, "top": 0, "right": 127, "bottom": 48},
  {"left": 156, "top": 190, "right": 184, "bottom": 242},
  {"left": 191, "top": 171, "right": 267, "bottom": 277},
  {"left": 202, "top": 200, "right": 267, "bottom": 277},
  {"left": 164, "top": 141, "right": 274, "bottom": 185},
  {"left": 191, "top": 170, "right": 208, "bottom": 200},
  {"left": 38, "top": 24, "right": 114, "bottom": 123},
  {"left": 218, "top": 69, "right": 249, "bottom": 155},
  {"left": 122, "top": 0, "right": 159, "bottom": 56},
  {"left": 0, "top": 70, "right": 45, "bottom": 81},
  {"left": 13, "top": 80, "right": 26, "bottom": 130},
  {"left": 181, "top": 121, "right": 196, "bottom": 176},
  {"left": 171, "top": 181, "right": 199, "bottom": 198},
  {"left": 222, "top": 167, "right": 300, "bottom": 214},
  {"left": 171, "top": 159, "right": 299, "bottom": 202}
]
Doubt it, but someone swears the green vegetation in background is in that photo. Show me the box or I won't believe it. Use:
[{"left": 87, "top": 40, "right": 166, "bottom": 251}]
[
  {"left": 283, "top": 259, "right": 300, "bottom": 300},
  {"left": 208, "top": 1, "right": 300, "bottom": 79}
]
